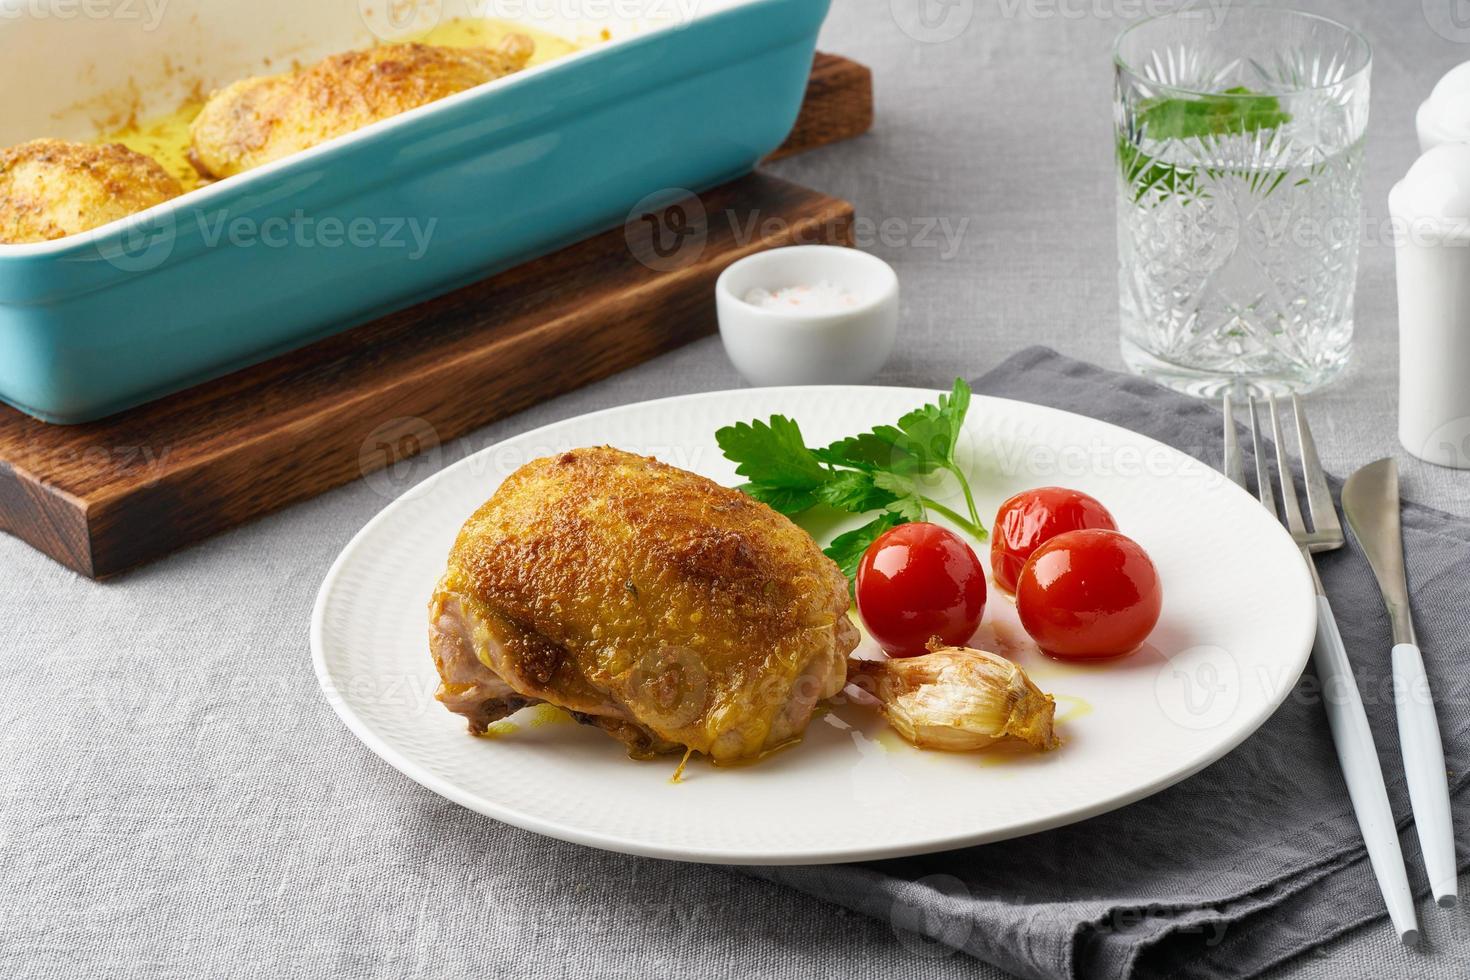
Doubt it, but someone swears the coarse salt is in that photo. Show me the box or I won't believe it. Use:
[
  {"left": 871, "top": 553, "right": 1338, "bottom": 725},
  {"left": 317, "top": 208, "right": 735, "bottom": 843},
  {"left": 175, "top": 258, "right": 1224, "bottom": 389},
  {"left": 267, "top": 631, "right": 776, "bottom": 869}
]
[{"left": 743, "top": 280, "right": 858, "bottom": 315}]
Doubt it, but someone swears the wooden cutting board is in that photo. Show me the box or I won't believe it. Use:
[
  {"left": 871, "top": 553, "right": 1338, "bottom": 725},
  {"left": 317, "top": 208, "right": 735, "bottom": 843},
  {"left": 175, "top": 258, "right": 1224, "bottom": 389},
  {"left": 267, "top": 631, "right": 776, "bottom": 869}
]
[{"left": 0, "top": 54, "right": 872, "bottom": 579}]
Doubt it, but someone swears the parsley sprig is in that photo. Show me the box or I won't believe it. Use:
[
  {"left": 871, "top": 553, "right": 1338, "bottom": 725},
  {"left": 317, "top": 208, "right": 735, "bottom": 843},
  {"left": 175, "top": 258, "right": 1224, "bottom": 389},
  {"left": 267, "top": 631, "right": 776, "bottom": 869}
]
[{"left": 715, "top": 379, "right": 986, "bottom": 582}]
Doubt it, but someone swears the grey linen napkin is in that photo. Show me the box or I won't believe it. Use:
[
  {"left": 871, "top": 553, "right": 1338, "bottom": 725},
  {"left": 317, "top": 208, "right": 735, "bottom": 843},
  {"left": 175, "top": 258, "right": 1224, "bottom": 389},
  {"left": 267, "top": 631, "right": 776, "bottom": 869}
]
[{"left": 743, "top": 347, "right": 1470, "bottom": 980}]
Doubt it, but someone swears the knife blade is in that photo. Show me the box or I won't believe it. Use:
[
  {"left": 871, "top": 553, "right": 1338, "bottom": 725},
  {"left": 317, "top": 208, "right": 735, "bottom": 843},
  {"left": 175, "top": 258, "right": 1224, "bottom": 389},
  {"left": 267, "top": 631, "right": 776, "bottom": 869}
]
[
  {"left": 1342, "top": 459, "right": 1415, "bottom": 645},
  {"left": 1342, "top": 457, "right": 1459, "bottom": 908}
]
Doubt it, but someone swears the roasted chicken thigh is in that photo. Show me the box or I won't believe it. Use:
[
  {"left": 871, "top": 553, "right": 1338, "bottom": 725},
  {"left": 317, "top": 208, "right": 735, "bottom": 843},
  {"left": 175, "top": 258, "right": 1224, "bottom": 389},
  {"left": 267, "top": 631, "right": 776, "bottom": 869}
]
[
  {"left": 429, "top": 447, "right": 859, "bottom": 764},
  {"left": 189, "top": 37, "right": 535, "bottom": 179}
]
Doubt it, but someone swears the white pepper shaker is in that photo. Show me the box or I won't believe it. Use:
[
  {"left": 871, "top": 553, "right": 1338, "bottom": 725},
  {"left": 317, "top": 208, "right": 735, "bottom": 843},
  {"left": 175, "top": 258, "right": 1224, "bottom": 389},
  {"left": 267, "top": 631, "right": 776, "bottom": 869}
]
[
  {"left": 1388, "top": 143, "right": 1470, "bottom": 469},
  {"left": 1416, "top": 61, "right": 1470, "bottom": 152}
]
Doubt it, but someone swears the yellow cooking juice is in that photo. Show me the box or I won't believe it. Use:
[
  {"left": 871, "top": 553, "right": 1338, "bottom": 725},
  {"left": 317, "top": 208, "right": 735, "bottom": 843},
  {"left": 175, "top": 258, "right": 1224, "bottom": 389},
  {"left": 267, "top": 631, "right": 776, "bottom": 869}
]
[
  {"left": 415, "top": 16, "right": 582, "bottom": 58},
  {"left": 103, "top": 20, "right": 583, "bottom": 191},
  {"left": 108, "top": 100, "right": 209, "bottom": 191}
]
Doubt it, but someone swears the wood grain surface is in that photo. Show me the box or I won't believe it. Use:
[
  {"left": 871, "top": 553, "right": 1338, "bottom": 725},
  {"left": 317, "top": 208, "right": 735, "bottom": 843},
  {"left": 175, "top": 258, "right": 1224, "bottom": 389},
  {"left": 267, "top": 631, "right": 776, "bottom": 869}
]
[{"left": 766, "top": 53, "right": 873, "bottom": 163}]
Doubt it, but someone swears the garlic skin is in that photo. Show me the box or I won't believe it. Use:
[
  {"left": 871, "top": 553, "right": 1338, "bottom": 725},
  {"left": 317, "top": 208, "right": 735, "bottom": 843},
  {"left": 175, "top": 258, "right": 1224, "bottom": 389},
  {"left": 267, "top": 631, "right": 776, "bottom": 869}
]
[{"left": 848, "top": 645, "right": 1061, "bottom": 752}]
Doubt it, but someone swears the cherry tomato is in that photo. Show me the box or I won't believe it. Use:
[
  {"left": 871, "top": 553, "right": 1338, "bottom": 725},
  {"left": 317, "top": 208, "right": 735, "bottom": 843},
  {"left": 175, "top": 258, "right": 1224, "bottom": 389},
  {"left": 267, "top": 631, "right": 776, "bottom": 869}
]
[
  {"left": 1015, "top": 529, "right": 1161, "bottom": 660},
  {"left": 856, "top": 522, "right": 987, "bottom": 657},
  {"left": 990, "top": 487, "right": 1117, "bottom": 594}
]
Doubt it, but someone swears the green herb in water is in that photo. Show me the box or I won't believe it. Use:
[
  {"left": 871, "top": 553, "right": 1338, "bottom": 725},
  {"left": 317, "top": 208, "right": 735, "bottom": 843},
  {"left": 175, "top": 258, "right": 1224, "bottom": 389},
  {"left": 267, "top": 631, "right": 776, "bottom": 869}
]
[{"left": 1120, "top": 87, "right": 1292, "bottom": 204}]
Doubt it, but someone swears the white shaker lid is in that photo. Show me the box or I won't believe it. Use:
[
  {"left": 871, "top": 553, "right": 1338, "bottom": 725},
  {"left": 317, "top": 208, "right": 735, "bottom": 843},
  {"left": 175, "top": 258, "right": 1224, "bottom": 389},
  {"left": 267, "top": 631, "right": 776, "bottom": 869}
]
[
  {"left": 1417, "top": 61, "right": 1470, "bottom": 152},
  {"left": 1389, "top": 143, "right": 1470, "bottom": 240}
]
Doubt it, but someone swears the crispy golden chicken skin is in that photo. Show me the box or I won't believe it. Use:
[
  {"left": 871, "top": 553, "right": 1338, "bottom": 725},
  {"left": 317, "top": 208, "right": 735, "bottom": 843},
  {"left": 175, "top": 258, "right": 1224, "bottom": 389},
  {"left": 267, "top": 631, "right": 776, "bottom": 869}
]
[
  {"left": 0, "top": 139, "right": 182, "bottom": 244},
  {"left": 429, "top": 447, "right": 859, "bottom": 764},
  {"left": 188, "top": 37, "right": 534, "bottom": 179}
]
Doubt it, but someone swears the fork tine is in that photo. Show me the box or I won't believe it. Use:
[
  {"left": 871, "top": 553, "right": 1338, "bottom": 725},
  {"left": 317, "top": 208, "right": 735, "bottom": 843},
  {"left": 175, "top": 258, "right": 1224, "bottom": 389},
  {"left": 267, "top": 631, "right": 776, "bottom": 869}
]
[
  {"left": 1247, "top": 395, "right": 1277, "bottom": 518},
  {"left": 1222, "top": 392, "right": 1246, "bottom": 488},
  {"left": 1292, "top": 393, "right": 1340, "bottom": 537},
  {"left": 1269, "top": 394, "right": 1308, "bottom": 536}
]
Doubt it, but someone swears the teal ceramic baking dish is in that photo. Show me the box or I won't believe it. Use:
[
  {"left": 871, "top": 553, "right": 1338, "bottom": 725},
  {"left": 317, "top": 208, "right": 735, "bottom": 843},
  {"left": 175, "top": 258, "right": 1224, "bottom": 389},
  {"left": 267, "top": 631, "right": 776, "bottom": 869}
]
[{"left": 0, "top": 0, "right": 830, "bottom": 423}]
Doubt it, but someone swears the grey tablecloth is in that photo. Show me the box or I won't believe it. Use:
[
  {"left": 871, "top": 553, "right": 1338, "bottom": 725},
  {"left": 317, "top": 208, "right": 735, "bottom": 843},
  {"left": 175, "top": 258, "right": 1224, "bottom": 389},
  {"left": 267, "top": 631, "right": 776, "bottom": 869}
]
[
  {"left": 747, "top": 346, "right": 1470, "bottom": 979},
  {"left": 5, "top": 0, "right": 1470, "bottom": 978}
]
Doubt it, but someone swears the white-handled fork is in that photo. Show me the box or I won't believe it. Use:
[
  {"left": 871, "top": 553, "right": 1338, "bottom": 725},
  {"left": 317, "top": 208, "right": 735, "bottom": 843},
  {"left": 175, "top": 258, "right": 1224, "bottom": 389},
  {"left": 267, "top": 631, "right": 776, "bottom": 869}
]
[{"left": 1223, "top": 392, "right": 1420, "bottom": 945}]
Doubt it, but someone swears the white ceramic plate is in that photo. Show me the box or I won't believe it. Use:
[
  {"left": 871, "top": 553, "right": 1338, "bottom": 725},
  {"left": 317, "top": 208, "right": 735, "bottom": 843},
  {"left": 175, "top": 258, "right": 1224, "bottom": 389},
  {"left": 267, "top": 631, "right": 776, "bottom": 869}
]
[{"left": 312, "top": 388, "right": 1316, "bottom": 865}]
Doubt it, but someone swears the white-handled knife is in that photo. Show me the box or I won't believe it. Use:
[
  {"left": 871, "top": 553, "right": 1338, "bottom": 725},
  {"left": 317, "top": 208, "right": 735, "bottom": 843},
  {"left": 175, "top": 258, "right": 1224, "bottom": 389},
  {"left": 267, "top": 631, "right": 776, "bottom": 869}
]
[{"left": 1342, "top": 458, "right": 1459, "bottom": 908}]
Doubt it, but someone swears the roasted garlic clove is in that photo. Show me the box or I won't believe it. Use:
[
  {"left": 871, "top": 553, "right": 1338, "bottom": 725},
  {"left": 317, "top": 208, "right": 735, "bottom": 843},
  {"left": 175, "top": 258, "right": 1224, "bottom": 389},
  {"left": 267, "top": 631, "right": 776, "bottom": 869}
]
[{"left": 848, "top": 644, "right": 1061, "bottom": 752}]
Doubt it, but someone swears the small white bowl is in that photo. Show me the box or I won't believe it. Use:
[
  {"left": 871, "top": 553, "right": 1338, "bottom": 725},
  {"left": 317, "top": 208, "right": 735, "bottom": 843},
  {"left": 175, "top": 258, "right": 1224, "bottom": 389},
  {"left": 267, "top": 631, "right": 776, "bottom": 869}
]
[{"left": 715, "top": 245, "right": 899, "bottom": 386}]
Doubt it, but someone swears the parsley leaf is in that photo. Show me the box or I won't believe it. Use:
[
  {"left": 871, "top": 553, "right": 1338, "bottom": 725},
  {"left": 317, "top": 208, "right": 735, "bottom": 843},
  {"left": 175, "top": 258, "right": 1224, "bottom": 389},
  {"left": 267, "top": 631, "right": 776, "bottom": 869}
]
[
  {"left": 939, "top": 377, "right": 969, "bottom": 458},
  {"left": 814, "top": 469, "right": 899, "bottom": 513},
  {"left": 820, "top": 378, "right": 972, "bottom": 477},
  {"left": 814, "top": 428, "right": 919, "bottom": 473},
  {"left": 716, "top": 380, "right": 987, "bottom": 587},
  {"left": 739, "top": 482, "right": 824, "bottom": 515},
  {"left": 892, "top": 376, "right": 969, "bottom": 465},
  {"left": 822, "top": 513, "right": 903, "bottom": 583},
  {"left": 871, "top": 471, "right": 925, "bottom": 522},
  {"left": 715, "top": 415, "right": 830, "bottom": 509},
  {"left": 885, "top": 496, "right": 926, "bottom": 522}
]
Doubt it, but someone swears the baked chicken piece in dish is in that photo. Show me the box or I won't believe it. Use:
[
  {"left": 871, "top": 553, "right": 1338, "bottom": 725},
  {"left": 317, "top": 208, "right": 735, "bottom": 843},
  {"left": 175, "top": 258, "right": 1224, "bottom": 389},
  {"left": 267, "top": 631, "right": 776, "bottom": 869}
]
[
  {"left": 189, "top": 36, "right": 535, "bottom": 179},
  {"left": 429, "top": 447, "right": 859, "bottom": 764},
  {"left": 0, "top": 139, "right": 182, "bottom": 244}
]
